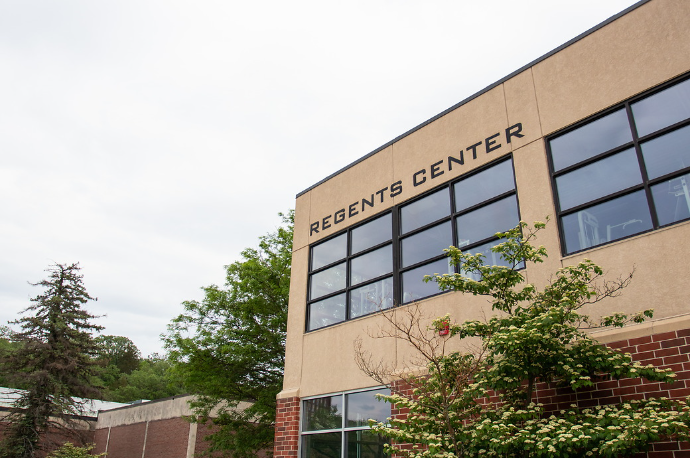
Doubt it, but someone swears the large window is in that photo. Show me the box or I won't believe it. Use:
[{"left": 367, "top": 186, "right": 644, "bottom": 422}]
[
  {"left": 548, "top": 76, "right": 690, "bottom": 255},
  {"left": 307, "top": 213, "right": 393, "bottom": 332},
  {"left": 300, "top": 388, "right": 390, "bottom": 458},
  {"left": 307, "top": 157, "right": 520, "bottom": 331}
]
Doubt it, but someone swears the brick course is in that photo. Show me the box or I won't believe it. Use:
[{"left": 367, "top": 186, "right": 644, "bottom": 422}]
[
  {"left": 273, "top": 397, "right": 300, "bottom": 458},
  {"left": 273, "top": 329, "right": 690, "bottom": 457}
]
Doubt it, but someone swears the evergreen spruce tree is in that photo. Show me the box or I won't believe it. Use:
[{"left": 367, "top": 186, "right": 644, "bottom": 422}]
[{"left": 0, "top": 263, "right": 103, "bottom": 458}]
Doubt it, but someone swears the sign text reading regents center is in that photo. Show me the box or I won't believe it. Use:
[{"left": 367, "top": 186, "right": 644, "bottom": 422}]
[{"left": 310, "top": 122, "right": 524, "bottom": 236}]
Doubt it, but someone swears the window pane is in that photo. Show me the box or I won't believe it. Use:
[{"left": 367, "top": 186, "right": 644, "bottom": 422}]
[
  {"left": 550, "top": 109, "right": 632, "bottom": 171},
  {"left": 555, "top": 148, "right": 642, "bottom": 211},
  {"left": 308, "top": 294, "right": 346, "bottom": 331},
  {"left": 401, "top": 221, "right": 452, "bottom": 268},
  {"left": 459, "top": 239, "right": 524, "bottom": 281},
  {"left": 303, "top": 396, "right": 343, "bottom": 431},
  {"left": 351, "top": 214, "right": 392, "bottom": 255},
  {"left": 562, "top": 191, "right": 653, "bottom": 254},
  {"left": 632, "top": 79, "right": 690, "bottom": 137},
  {"left": 350, "top": 245, "right": 392, "bottom": 286},
  {"left": 401, "top": 258, "right": 452, "bottom": 303},
  {"left": 346, "top": 430, "right": 388, "bottom": 458},
  {"left": 456, "top": 195, "right": 519, "bottom": 246},
  {"left": 400, "top": 188, "right": 450, "bottom": 234},
  {"left": 454, "top": 159, "right": 515, "bottom": 211},
  {"left": 301, "top": 433, "right": 342, "bottom": 458},
  {"left": 346, "top": 388, "right": 390, "bottom": 428},
  {"left": 312, "top": 234, "right": 347, "bottom": 270},
  {"left": 310, "top": 263, "right": 346, "bottom": 300},
  {"left": 641, "top": 126, "right": 690, "bottom": 180},
  {"left": 652, "top": 174, "right": 690, "bottom": 226},
  {"left": 350, "top": 278, "right": 393, "bottom": 319}
]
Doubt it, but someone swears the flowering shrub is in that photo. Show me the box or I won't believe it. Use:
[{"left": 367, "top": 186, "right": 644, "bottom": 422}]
[
  {"left": 368, "top": 222, "right": 689, "bottom": 458},
  {"left": 47, "top": 442, "right": 105, "bottom": 458}
]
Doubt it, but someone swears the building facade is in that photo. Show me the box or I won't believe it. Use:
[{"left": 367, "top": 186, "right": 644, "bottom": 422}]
[{"left": 276, "top": 0, "right": 690, "bottom": 456}]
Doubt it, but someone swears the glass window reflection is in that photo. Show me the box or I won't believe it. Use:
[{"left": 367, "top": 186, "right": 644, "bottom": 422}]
[
  {"left": 550, "top": 109, "right": 632, "bottom": 171},
  {"left": 310, "top": 263, "right": 347, "bottom": 300},
  {"left": 401, "top": 258, "right": 452, "bottom": 304},
  {"left": 308, "top": 294, "right": 346, "bottom": 331},
  {"left": 456, "top": 196, "right": 519, "bottom": 246},
  {"left": 401, "top": 222, "right": 452, "bottom": 268},
  {"left": 562, "top": 191, "right": 653, "bottom": 254},
  {"left": 350, "top": 278, "right": 393, "bottom": 319},
  {"left": 651, "top": 174, "right": 690, "bottom": 226},
  {"left": 555, "top": 149, "right": 642, "bottom": 211},
  {"left": 350, "top": 245, "right": 392, "bottom": 286},
  {"left": 346, "top": 430, "right": 387, "bottom": 458},
  {"left": 351, "top": 214, "right": 392, "bottom": 255},
  {"left": 301, "top": 433, "right": 342, "bottom": 458},
  {"left": 641, "top": 126, "right": 690, "bottom": 180},
  {"left": 346, "top": 389, "right": 390, "bottom": 427},
  {"left": 312, "top": 234, "right": 347, "bottom": 270},
  {"left": 400, "top": 188, "right": 450, "bottom": 234},
  {"left": 632, "top": 79, "right": 690, "bottom": 137},
  {"left": 454, "top": 159, "right": 515, "bottom": 211},
  {"left": 303, "top": 396, "right": 343, "bottom": 431}
]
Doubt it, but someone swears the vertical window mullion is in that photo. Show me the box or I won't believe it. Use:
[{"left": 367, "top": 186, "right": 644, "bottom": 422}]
[
  {"left": 341, "top": 393, "right": 347, "bottom": 458},
  {"left": 545, "top": 142, "right": 569, "bottom": 255},
  {"left": 626, "top": 102, "right": 660, "bottom": 228},
  {"left": 392, "top": 210, "right": 401, "bottom": 307},
  {"left": 345, "top": 233, "right": 351, "bottom": 321},
  {"left": 446, "top": 185, "right": 457, "bottom": 274}
]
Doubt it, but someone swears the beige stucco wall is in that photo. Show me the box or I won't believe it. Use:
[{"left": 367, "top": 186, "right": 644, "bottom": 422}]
[{"left": 281, "top": 0, "right": 690, "bottom": 400}]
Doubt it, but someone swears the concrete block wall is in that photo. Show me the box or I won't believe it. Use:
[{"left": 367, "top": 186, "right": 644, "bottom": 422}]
[{"left": 93, "top": 395, "right": 202, "bottom": 458}]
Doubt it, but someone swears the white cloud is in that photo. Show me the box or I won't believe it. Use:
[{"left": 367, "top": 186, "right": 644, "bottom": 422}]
[{"left": 0, "top": 0, "right": 640, "bottom": 355}]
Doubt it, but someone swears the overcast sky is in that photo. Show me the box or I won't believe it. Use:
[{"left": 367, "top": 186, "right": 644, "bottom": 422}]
[{"left": 0, "top": 0, "right": 640, "bottom": 357}]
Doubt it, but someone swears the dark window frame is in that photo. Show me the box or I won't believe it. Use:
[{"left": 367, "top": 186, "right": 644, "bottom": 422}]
[
  {"left": 299, "top": 387, "right": 390, "bottom": 458},
  {"left": 306, "top": 213, "right": 394, "bottom": 332},
  {"left": 306, "top": 155, "right": 520, "bottom": 332},
  {"left": 546, "top": 73, "right": 690, "bottom": 256}
]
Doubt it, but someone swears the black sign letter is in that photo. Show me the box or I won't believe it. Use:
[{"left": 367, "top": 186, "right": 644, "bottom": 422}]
[
  {"left": 413, "top": 169, "right": 427, "bottom": 187},
  {"left": 430, "top": 160, "right": 444, "bottom": 179},
  {"left": 466, "top": 141, "right": 482, "bottom": 160},
  {"left": 505, "top": 122, "right": 524, "bottom": 143},
  {"left": 390, "top": 180, "right": 403, "bottom": 197},
  {"left": 349, "top": 202, "right": 359, "bottom": 218},
  {"left": 485, "top": 132, "right": 501, "bottom": 153},
  {"left": 334, "top": 209, "right": 346, "bottom": 224}
]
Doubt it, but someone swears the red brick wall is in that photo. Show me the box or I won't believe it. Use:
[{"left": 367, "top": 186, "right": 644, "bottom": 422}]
[
  {"left": 273, "top": 328, "right": 690, "bottom": 457},
  {"left": 194, "top": 420, "right": 223, "bottom": 457},
  {"left": 274, "top": 396, "right": 300, "bottom": 458},
  {"left": 145, "top": 418, "right": 191, "bottom": 458},
  {"left": 533, "top": 329, "right": 690, "bottom": 410},
  {"left": 99, "top": 423, "right": 147, "bottom": 458},
  {"left": 92, "top": 427, "right": 109, "bottom": 455},
  {"left": 93, "top": 419, "right": 189, "bottom": 458}
]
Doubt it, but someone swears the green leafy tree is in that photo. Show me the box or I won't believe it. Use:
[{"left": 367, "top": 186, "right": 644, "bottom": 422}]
[
  {"left": 107, "top": 355, "right": 185, "bottom": 402},
  {"left": 164, "top": 211, "right": 293, "bottom": 457},
  {"left": 0, "top": 325, "right": 25, "bottom": 389},
  {"left": 0, "top": 263, "right": 103, "bottom": 458},
  {"left": 358, "top": 222, "right": 689, "bottom": 457},
  {"left": 94, "top": 335, "right": 141, "bottom": 374}
]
